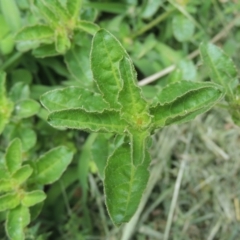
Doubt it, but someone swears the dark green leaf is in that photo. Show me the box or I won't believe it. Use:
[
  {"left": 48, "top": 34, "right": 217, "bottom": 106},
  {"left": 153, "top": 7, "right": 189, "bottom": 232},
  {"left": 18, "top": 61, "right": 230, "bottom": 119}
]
[
  {"left": 104, "top": 143, "right": 150, "bottom": 226},
  {"left": 48, "top": 109, "right": 127, "bottom": 134},
  {"left": 31, "top": 146, "right": 73, "bottom": 185},
  {"left": 91, "top": 29, "right": 128, "bottom": 109}
]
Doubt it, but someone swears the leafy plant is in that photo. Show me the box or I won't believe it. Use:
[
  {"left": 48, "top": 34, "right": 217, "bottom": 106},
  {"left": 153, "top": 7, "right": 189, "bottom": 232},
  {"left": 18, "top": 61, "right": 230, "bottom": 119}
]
[
  {"left": 0, "top": 136, "right": 73, "bottom": 239},
  {"left": 15, "top": 0, "right": 99, "bottom": 57},
  {"left": 41, "top": 29, "right": 224, "bottom": 225}
]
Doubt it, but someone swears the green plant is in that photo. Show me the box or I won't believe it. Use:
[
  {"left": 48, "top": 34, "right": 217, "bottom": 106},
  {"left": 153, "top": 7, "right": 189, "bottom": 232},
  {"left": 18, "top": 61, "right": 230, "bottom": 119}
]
[
  {"left": 0, "top": 137, "right": 73, "bottom": 239},
  {"left": 41, "top": 29, "right": 224, "bottom": 225},
  {"left": 1, "top": 0, "right": 240, "bottom": 239}
]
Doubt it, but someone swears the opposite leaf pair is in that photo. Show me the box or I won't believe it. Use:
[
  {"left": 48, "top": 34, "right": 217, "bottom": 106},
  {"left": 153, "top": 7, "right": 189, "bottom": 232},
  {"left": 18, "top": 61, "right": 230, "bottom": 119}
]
[{"left": 41, "top": 29, "right": 224, "bottom": 225}]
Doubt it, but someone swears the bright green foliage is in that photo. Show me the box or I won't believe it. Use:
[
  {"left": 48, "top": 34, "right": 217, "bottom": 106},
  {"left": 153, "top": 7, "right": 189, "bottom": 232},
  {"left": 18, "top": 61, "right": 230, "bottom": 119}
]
[
  {"left": 15, "top": 0, "right": 98, "bottom": 56},
  {"left": 12, "top": 165, "right": 33, "bottom": 185},
  {"left": 150, "top": 81, "right": 224, "bottom": 128},
  {"left": 0, "top": 139, "right": 74, "bottom": 238},
  {"left": 41, "top": 87, "right": 109, "bottom": 112},
  {"left": 6, "top": 205, "right": 30, "bottom": 240},
  {"left": 21, "top": 190, "right": 46, "bottom": 207},
  {"left": 15, "top": 99, "right": 40, "bottom": 119},
  {"left": 48, "top": 109, "right": 127, "bottom": 133},
  {"left": 5, "top": 138, "right": 22, "bottom": 175},
  {"left": 41, "top": 29, "right": 224, "bottom": 225},
  {"left": 0, "top": 193, "right": 20, "bottom": 212},
  {"left": 30, "top": 146, "right": 73, "bottom": 184},
  {"left": 0, "top": 71, "right": 14, "bottom": 134}
]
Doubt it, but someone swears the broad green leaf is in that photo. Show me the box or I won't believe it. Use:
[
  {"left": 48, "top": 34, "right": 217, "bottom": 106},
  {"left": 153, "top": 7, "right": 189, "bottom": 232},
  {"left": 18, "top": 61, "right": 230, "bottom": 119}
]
[
  {"left": 21, "top": 190, "right": 46, "bottom": 207},
  {"left": 5, "top": 138, "right": 22, "bottom": 175},
  {"left": 15, "top": 99, "right": 40, "bottom": 118},
  {"left": 9, "top": 82, "right": 30, "bottom": 102},
  {"left": 172, "top": 14, "right": 195, "bottom": 42},
  {"left": 31, "top": 146, "right": 73, "bottom": 185},
  {"left": 64, "top": 45, "right": 93, "bottom": 87},
  {"left": 118, "top": 57, "right": 151, "bottom": 128},
  {"left": 12, "top": 165, "right": 33, "bottom": 185},
  {"left": 55, "top": 31, "right": 71, "bottom": 54},
  {"left": 91, "top": 29, "right": 128, "bottom": 109},
  {"left": 129, "top": 130, "right": 150, "bottom": 166},
  {"left": 41, "top": 87, "right": 109, "bottom": 112},
  {"left": 35, "top": 0, "right": 59, "bottom": 27},
  {"left": 15, "top": 25, "right": 54, "bottom": 42},
  {"left": 200, "top": 43, "right": 238, "bottom": 96},
  {"left": 0, "top": 71, "right": 14, "bottom": 134},
  {"left": 104, "top": 143, "right": 150, "bottom": 226},
  {"left": 32, "top": 43, "right": 59, "bottom": 58},
  {"left": 67, "top": 0, "right": 82, "bottom": 22},
  {"left": 6, "top": 205, "right": 30, "bottom": 240},
  {"left": 0, "top": 0, "right": 21, "bottom": 32},
  {"left": 77, "top": 20, "right": 100, "bottom": 35},
  {"left": 43, "top": 0, "right": 70, "bottom": 22},
  {"left": 0, "top": 193, "right": 20, "bottom": 212},
  {"left": 155, "top": 81, "right": 222, "bottom": 105},
  {"left": 48, "top": 109, "right": 127, "bottom": 134},
  {"left": 0, "top": 179, "right": 12, "bottom": 193},
  {"left": 150, "top": 85, "right": 223, "bottom": 128}
]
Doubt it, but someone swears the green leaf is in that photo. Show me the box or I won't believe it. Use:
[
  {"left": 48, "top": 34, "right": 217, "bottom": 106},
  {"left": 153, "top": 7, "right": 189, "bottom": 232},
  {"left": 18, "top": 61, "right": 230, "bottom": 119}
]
[
  {"left": 5, "top": 138, "right": 22, "bottom": 175},
  {"left": 32, "top": 43, "right": 59, "bottom": 58},
  {"left": 31, "top": 146, "right": 73, "bottom": 185},
  {"left": 0, "top": 179, "right": 12, "bottom": 193},
  {"left": 64, "top": 45, "right": 93, "bottom": 87},
  {"left": 77, "top": 20, "right": 100, "bottom": 35},
  {"left": 15, "top": 99, "right": 40, "bottom": 118},
  {"left": 104, "top": 143, "right": 150, "bottom": 226},
  {"left": 43, "top": 0, "right": 70, "bottom": 22},
  {"left": 0, "top": 71, "right": 14, "bottom": 134},
  {"left": 41, "top": 87, "right": 109, "bottom": 112},
  {"left": 0, "top": 193, "right": 20, "bottom": 212},
  {"left": 150, "top": 83, "right": 223, "bottom": 128},
  {"left": 155, "top": 81, "right": 221, "bottom": 105},
  {"left": 21, "top": 190, "right": 46, "bottom": 207},
  {"left": 199, "top": 42, "right": 238, "bottom": 96},
  {"left": 12, "top": 165, "right": 33, "bottom": 185},
  {"left": 35, "top": 0, "right": 59, "bottom": 27},
  {"left": 172, "top": 14, "right": 195, "bottom": 42},
  {"left": 66, "top": 0, "right": 82, "bottom": 22},
  {"left": 0, "top": 0, "right": 21, "bottom": 32},
  {"left": 91, "top": 29, "right": 128, "bottom": 109},
  {"left": 6, "top": 205, "right": 30, "bottom": 240},
  {"left": 15, "top": 25, "right": 54, "bottom": 42},
  {"left": 118, "top": 57, "right": 151, "bottom": 128},
  {"left": 48, "top": 109, "right": 127, "bottom": 134}
]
